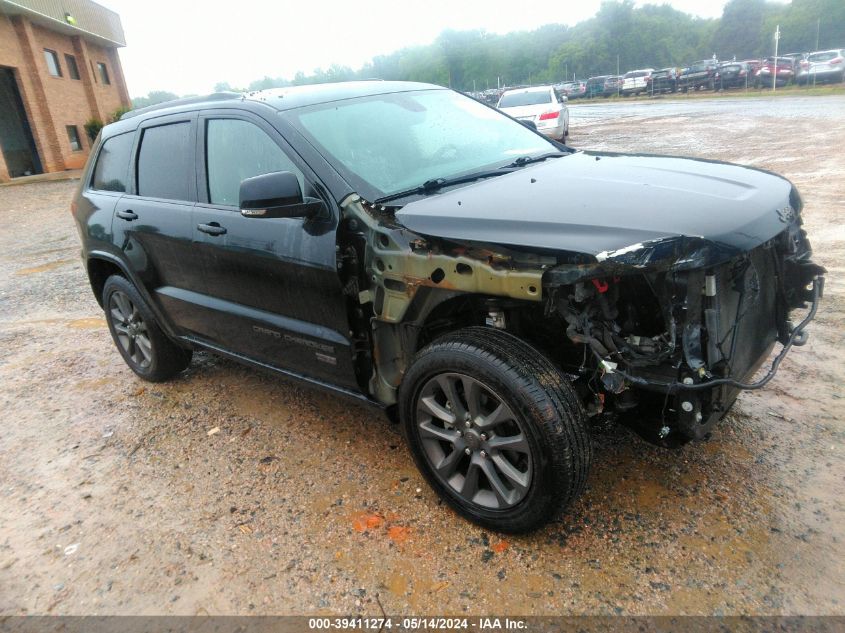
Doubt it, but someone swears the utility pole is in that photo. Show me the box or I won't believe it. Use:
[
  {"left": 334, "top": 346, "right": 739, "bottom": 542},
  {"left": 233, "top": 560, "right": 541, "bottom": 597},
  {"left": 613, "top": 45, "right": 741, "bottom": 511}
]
[
  {"left": 816, "top": 18, "right": 820, "bottom": 50},
  {"left": 616, "top": 55, "right": 620, "bottom": 97},
  {"left": 773, "top": 24, "right": 780, "bottom": 92}
]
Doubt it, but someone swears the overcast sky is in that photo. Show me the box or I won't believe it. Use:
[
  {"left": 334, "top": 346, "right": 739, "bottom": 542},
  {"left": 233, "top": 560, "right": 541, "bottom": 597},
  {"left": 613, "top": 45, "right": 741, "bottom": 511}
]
[{"left": 102, "top": 0, "right": 732, "bottom": 98}]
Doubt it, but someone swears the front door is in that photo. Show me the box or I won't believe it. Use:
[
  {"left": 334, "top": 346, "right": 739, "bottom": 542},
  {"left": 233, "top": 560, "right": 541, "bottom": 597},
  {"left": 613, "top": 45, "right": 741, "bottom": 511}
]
[{"left": 190, "top": 112, "right": 358, "bottom": 390}]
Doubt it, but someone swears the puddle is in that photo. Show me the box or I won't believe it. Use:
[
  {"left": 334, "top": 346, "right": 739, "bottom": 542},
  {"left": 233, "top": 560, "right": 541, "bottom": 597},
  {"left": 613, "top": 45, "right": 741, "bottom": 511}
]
[
  {"left": 68, "top": 317, "right": 107, "bottom": 329},
  {"left": 74, "top": 377, "right": 111, "bottom": 390},
  {"left": 15, "top": 259, "right": 75, "bottom": 275}
]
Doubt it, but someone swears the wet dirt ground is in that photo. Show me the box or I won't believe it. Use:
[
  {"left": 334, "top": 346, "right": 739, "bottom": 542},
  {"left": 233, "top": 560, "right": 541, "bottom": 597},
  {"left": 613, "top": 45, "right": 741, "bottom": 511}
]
[{"left": 0, "top": 95, "right": 843, "bottom": 616}]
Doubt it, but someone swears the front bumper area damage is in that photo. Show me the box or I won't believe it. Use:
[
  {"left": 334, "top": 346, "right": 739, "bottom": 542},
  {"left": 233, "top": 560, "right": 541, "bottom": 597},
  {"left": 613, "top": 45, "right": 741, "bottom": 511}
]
[{"left": 545, "top": 225, "right": 824, "bottom": 444}]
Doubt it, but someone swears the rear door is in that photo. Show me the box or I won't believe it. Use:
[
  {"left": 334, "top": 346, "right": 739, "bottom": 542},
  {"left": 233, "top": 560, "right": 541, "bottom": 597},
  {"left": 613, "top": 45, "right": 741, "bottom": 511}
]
[
  {"left": 189, "top": 111, "right": 358, "bottom": 390},
  {"left": 112, "top": 112, "right": 205, "bottom": 332}
]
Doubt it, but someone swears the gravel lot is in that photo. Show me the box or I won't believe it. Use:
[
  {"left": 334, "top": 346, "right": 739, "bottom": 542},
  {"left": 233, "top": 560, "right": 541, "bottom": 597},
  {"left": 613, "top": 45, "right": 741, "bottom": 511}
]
[{"left": 0, "top": 95, "right": 843, "bottom": 616}]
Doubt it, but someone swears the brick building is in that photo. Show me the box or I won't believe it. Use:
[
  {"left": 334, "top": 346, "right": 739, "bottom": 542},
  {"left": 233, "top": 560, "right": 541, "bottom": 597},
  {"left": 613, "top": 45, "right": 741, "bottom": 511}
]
[{"left": 0, "top": 0, "right": 131, "bottom": 182}]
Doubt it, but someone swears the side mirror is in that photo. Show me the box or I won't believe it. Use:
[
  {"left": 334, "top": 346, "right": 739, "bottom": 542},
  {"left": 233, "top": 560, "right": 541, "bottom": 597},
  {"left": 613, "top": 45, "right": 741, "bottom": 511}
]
[
  {"left": 239, "top": 171, "right": 322, "bottom": 219},
  {"left": 519, "top": 119, "right": 538, "bottom": 131}
]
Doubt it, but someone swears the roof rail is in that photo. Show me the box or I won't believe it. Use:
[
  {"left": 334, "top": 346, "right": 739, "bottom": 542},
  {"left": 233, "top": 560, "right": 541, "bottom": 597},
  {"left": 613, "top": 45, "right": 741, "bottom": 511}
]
[{"left": 120, "top": 92, "right": 243, "bottom": 120}]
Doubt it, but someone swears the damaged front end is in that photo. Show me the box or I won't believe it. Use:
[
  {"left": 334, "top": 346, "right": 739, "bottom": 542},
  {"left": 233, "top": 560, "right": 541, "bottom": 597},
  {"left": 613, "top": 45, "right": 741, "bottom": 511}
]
[
  {"left": 544, "top": 220, "right": 824, "bottom": 444},
  {"left": 343, "top": 161, "right": 824, "bottom": 446}
]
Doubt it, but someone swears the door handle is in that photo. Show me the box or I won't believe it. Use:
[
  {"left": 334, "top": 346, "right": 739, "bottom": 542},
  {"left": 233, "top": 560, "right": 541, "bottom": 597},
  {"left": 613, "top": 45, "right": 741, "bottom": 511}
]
[
  {"left": 197, "top": 222, "right": 227, "bottom": 236},
  {"left": 116, "top": 209, "right": 138, "bottom": 221}
]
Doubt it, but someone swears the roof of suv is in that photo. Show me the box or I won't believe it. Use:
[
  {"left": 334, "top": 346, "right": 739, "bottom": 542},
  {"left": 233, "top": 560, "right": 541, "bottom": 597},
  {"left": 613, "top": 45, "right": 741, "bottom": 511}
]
[
  {"left": 244, "top": 80, "right": 444, "bottom": 110},
  {"left": 117, "top": 81, "right": 444, "bottom": 125}
]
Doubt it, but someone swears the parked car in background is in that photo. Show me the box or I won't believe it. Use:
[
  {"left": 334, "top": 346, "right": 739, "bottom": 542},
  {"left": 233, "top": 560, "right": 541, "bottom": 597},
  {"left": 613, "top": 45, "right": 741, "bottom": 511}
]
[
  {"left": 740, "top": 59, "right": 763, "bottom": 76},
  {"left": 755, "top": 56, "right": 796, "bottom": 87},
  {"left": 559, "top": 81, "right": 587, "bottom": 99},
  {"left": 781, "top": 52, "right": 808, "bottom": 68},
  {"left": 621, "top": 69, "right": 654, "bottom": 95},
  {"left": 797, "top": 49, "right": 845, "bottom": 84},
  {"left": 714, "top": 62, "right": 755, "bottom": 90},
  {"left": 585, "top": 76, "right": 611, "bottom": 98},
  {"left": 678, "top": 60, "right": 718, "bottom": 92},
  {"left": 497, "top": 85, "right": 569, "bottom": 140},
  {"left": 650, "top": 68, "right": 678, "bottom": 93},
  {"left": 603, "top": 75, "right": 623, "bottom": 96}
]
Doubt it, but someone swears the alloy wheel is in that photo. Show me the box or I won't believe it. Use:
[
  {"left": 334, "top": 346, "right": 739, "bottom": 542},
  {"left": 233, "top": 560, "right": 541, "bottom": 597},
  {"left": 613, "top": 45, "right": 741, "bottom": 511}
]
[
  {"left": 109, "top": 290, "right": 153, "bottom": 369},
  {"left": 415, "top": 372, "right": 532, "bottom": 510}
]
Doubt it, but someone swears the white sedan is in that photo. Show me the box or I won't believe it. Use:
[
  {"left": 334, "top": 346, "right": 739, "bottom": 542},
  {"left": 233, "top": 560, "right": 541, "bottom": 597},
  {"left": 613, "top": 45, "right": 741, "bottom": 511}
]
[{"left": 496, "top": 86, "right": 569, "bottom": 141}]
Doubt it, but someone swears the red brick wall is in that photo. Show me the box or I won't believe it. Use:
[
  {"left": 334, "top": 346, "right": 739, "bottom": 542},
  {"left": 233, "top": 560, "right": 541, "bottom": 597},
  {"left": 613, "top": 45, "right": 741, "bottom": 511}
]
[{"left": 0, "top": 13, "right": 131, "bottom": 180}]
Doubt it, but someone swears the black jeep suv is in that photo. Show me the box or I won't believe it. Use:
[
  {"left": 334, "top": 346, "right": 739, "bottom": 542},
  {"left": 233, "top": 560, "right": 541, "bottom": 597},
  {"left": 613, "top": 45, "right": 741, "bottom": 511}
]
[{"left": 73, "top": 81, "right": 824, "bottom": 532}]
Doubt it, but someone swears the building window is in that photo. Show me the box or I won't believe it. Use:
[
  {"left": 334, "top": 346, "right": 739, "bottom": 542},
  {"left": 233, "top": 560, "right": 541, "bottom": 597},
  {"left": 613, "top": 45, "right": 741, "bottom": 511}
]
[
  {"left": 97, "top": 62, "right": 110, "bottom": 85},
  {"left": 44, "top": 49, "right": 62, "bottom": 77},
  {"left": 65, "top": 54, "right": 80, "bottom": 80},
  {"left": 67, "top": 126, "right": 82, "bottom": 151}
]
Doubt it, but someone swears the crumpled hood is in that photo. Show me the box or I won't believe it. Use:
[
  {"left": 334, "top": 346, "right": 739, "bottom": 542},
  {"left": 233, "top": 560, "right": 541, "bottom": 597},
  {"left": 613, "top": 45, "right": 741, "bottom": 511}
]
[{"left": 395, "top": 152, "right": 796, "bottom": 267}]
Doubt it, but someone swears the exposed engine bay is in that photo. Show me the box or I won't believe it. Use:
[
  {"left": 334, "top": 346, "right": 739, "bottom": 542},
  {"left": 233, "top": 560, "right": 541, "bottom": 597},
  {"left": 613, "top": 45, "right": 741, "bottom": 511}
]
[{"left": 339, "top": 188, "right": 824, "bottom": 447}]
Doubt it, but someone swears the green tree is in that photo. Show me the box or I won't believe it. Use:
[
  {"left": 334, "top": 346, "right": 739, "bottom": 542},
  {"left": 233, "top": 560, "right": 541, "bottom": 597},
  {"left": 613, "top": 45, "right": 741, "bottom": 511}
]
[{"left": 132, "top": 90, "right": 178, "bottom": 109}]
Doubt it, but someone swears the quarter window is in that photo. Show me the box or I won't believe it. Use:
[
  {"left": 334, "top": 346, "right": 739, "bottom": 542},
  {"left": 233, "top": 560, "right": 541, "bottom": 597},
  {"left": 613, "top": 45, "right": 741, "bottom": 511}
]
[
  {"left": 206, "top": 118, "right": 303, "bottom": 206},
  {"left": 65, "top": 54, "right": 80, "bottom": 80},
  {"left": 67, "top": 125, "right": 82, "bottom": 151},
  {"left": 91, "top": 132, "right": 133, "bottom": 192},
  {"left": 137, "top": 122, "right": 194, "bottom": 201},
  {"left": 44, "top": 50, "right": 62, "bottom": 77},
  {"left": 97, "top": 62, "right": 110, "bottom": 85}
]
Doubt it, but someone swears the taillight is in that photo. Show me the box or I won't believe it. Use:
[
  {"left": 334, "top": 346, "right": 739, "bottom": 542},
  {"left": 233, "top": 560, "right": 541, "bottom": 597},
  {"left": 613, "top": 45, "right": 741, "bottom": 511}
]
[
  {"left": 830, "top": 56, "right": 844, "bottom": 65},
  {"left": 539, "top": 111, "right": 559, "bottom": 121}
]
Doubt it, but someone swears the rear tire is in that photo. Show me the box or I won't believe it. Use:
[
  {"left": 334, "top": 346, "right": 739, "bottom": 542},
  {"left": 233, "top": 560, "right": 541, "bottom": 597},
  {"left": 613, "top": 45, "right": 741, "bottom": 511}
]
[
  {"left": 102, "top": 275, "right": 192, "bottom": 382},
  {"left": 399, "top": 327, "right": 591, "bottom": 533}
]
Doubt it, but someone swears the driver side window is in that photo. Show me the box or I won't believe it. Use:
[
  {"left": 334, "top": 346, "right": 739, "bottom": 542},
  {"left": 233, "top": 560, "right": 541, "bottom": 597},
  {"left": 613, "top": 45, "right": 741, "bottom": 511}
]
[{"left": 206, "top": 118, "right": 304, "bottom": 206}]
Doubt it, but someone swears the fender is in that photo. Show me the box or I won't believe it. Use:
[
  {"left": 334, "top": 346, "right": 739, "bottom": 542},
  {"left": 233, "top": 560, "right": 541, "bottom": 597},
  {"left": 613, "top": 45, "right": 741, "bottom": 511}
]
[{"left": 85, "top": 249, "right": 183, "bottom": 342}]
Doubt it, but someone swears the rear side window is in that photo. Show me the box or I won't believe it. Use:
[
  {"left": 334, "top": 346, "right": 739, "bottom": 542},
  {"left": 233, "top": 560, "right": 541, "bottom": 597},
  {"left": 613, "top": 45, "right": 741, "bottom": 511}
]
[
  {"left": 498, "top": 91, "right": 552, "bottom": 107},
  {"left": 206, "top": 119, "right": 303, "bottom": 206},
  {"left": 91, "top": 132, "right": 133, "bottom": 192},
  {"left": 137, "top": 122, "right": 193, "bottom": 201},
  {"left": 809, "top": 51, "right": 839, "bottom": 62}
]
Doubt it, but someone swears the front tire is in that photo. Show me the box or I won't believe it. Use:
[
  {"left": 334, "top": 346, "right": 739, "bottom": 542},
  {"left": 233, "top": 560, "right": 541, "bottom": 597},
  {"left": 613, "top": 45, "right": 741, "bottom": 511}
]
[
  {"left": 102, "top": 275, "right": 192, "bottom": 382},
  {"left": 399, "top": 327, "right": 591, "bottom": 533}
]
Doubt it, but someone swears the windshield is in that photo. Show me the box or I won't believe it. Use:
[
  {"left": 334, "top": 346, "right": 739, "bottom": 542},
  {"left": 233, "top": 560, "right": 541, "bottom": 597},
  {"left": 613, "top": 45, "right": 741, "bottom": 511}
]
[
  {"left": 286, "top": 89, "right": 555, "bottom": 198},
  {"left": 809, "top": 51, "right": 839, "bottom": 62},
  {"left": 498, "top": 91, "right": 553, "bottom": 107}
]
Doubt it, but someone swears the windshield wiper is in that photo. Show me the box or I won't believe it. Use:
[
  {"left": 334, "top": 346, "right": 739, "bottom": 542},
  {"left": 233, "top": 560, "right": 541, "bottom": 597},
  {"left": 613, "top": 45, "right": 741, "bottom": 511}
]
[
  {"left": 372, "top": 152, "right": 569, "bottom": 206},
  {"left": 373, "top": 168, "right": 516, "bottom": 205},
  {"left": 505, "top": 151, "right": 568, "bottom": 168}
]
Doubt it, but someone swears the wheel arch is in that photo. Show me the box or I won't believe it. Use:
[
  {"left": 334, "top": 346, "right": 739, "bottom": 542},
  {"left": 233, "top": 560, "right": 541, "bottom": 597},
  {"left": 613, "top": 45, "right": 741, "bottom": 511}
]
[
  {"left": 85, "top": 251, "right": 180, "bottom": 340},
  {"left": 370, "top": 287, "right": 537, "bottom": 405}
]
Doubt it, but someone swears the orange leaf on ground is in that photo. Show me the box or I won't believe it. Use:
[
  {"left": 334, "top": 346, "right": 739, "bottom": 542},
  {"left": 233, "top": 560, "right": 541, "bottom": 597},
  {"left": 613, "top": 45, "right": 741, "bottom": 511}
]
[
  {"left": 387, "top": 525, "right": 412, "bottom": 543},
  {"left": 491, "top": 540, "right": 509, "bottom": 553},
  {"left": 351, "top": 513, "right": 384, "bottom": 533}
]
